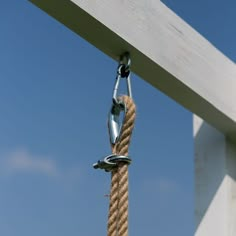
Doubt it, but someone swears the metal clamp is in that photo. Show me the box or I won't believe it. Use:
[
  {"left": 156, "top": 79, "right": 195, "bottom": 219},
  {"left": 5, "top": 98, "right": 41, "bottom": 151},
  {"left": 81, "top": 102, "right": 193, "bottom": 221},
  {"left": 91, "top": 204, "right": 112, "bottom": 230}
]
[
  {"left": 93, "top": 154, "right": 132, "bottom": 172},
  {"left": 108, "top": 53, "right": 132, "bottom": 144}
]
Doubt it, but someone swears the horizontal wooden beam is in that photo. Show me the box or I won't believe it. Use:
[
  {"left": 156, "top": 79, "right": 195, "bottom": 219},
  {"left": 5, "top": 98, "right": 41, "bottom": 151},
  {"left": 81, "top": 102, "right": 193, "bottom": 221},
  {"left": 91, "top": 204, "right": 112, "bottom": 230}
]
[{"left": 30, "top": 0, "right": 236, "bottom": 140}]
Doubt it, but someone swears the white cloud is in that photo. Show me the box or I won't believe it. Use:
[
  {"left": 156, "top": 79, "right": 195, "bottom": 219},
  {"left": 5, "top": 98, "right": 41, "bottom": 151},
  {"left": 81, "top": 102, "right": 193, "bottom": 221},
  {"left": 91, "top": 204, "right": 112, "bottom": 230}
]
[
  {"left": 142, "top": 177, "right": 179, "bottom": 195},
  {"left": 1, "top": 149, "right": 58, "bottom": 177},
  {"left": 0, "top": 148, "right": 85, "bottom": 188}
]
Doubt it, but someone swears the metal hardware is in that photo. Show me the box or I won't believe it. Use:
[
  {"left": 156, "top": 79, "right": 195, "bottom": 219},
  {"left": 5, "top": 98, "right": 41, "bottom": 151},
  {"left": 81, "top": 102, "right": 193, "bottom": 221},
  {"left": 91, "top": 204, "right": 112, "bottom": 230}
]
[
  {"left": 93, "top": 154, "right": 132, "bottom": 172},
  {"left": 113, "top": 53, "right": 132, "bottom": 104},
  {"left": 108, "top": 53, "right": 132, "bottom": 144}
]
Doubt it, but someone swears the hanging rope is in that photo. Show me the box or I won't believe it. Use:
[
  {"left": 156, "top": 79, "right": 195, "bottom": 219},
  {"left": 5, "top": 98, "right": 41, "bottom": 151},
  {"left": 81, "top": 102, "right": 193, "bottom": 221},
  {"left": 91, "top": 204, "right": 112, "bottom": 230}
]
[
  {"left": 108, "top": 95, "right": 136, "bottom": 236},
  {"left": 93, "top": 53, "right": 136, "bottom": 236}
]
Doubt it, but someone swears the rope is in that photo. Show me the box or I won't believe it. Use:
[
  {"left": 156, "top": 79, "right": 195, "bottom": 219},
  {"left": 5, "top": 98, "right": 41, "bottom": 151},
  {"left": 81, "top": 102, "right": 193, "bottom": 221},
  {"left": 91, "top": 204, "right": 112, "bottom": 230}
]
[{"left": 107, "top": 95, "right": 136, "bottom": 236}]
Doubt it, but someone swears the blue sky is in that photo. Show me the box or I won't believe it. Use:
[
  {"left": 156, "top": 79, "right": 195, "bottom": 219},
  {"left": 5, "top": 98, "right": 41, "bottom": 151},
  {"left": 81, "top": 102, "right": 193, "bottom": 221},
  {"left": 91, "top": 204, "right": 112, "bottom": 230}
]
[{"left": 0, "top": 1, "right": 235, "bottom": 235}]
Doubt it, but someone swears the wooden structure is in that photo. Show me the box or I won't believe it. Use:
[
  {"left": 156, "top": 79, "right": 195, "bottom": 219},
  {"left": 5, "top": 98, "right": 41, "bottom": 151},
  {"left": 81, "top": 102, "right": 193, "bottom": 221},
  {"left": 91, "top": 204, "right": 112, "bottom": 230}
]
[{"left": 29, "top": 1, "right": 236, "bottom": 235}]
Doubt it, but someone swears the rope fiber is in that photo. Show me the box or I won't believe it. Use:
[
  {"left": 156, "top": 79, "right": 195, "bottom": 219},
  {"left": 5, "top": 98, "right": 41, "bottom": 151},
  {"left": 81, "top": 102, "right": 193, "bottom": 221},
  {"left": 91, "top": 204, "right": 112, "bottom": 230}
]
[{"left": 107, "top": 95, "right": 136, "bottom": 236}]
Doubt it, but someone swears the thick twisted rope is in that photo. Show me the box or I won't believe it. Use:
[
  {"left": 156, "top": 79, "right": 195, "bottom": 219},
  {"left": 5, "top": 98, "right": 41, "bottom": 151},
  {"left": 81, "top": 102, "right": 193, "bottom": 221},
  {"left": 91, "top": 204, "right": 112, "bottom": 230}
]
[{"left": 107, "top": 95, "right": 136, "bottom": 236}]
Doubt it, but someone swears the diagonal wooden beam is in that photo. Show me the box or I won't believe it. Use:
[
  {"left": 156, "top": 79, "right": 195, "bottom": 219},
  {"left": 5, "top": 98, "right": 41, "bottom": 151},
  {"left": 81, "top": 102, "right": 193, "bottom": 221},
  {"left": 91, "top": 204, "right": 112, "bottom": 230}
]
[{"left": 30, "top": 0, "right": 236, "bottom": 140}]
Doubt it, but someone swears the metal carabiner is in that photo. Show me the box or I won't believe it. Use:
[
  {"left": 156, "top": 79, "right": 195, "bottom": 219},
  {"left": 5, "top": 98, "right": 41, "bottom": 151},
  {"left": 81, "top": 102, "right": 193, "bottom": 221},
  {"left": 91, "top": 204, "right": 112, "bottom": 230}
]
[{"left": 108, "top": 54, "right": 132, "bottom": 144}]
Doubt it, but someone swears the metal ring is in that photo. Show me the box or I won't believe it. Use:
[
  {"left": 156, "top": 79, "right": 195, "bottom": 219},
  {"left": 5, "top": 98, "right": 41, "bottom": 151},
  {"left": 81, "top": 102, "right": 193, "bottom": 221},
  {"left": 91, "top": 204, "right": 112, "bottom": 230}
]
[
  {"left": 118, "top": 52, "right": 131, "bottom": 78},
  {"left": 118, "top": 64, "right": 130, "bottom": 78},
  {"left": 93, "top": 154, "right": 132, "bottom": 172},
  {"left": 120, "top": 52, "right": 131, "bottom": 69}
]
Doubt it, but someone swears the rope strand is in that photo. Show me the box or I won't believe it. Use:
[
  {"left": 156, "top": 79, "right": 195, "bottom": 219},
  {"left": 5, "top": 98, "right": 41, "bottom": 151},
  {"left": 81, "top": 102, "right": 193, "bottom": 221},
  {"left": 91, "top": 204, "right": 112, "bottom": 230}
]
[{"left": 107, "top": 95, "right": 136, "bottom": 236}]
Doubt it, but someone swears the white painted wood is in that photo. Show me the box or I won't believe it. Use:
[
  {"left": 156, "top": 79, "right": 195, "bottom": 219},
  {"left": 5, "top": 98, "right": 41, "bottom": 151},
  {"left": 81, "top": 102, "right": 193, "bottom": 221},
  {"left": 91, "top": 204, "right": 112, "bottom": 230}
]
[
  {"left": 194, "top": 115, "right": 236, "bottom": 236},
  {"left": 29, "top": 0, "right": 236, "bottom": 140},
  {"left": 29, "top": 1, "right": 236, "bottom": 234}
]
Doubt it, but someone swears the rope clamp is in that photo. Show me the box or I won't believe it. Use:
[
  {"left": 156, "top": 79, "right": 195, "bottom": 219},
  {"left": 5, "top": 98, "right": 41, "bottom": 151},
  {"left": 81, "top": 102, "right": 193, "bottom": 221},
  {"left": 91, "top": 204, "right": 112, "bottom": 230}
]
[
  {"left": 108, "top": 53, "right": 132, "bottom": 144},
  {"left": 93, "top": 154, "right": 132, "bottom": 172}
]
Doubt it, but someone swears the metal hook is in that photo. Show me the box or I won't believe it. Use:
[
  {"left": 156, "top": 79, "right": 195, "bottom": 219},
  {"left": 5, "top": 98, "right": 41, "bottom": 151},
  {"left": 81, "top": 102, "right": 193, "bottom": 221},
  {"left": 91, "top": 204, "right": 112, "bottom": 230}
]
[{"left": 108, "top": 53, "right": 132, "bottom": 144}]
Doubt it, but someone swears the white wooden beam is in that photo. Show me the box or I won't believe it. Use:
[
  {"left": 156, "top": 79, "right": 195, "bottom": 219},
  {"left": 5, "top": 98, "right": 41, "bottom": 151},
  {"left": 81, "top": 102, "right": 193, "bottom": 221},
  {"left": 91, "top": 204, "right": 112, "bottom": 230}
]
[
  {"left": 29, "top": 0, "right": 236, "bottom": 140},
  {"left": 194, "top": 115, "right": 236, "bottom": 235}
]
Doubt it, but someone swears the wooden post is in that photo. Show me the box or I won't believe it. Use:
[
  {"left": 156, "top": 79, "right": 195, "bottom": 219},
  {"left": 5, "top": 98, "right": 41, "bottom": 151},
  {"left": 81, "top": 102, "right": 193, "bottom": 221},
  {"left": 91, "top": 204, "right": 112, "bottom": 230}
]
[{"left": 194, "top": 115, "right": 236, "bottom": 235}]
